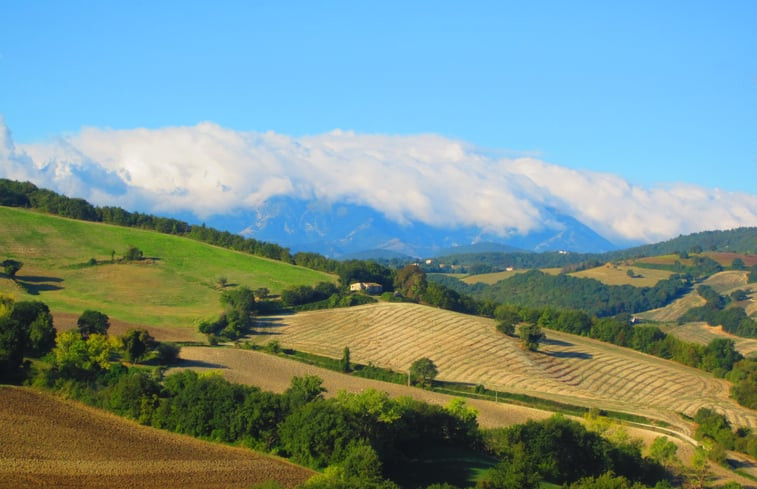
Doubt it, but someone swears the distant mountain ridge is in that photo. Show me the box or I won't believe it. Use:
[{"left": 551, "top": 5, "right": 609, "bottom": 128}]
[{"left": 213, "top": 196, "right": 620, "bottom": 258}]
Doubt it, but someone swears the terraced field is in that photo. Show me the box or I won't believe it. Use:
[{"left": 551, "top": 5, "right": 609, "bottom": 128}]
[
  {"left": 251, "top": 302, "right": 757, "bottom": 432},
  {"left": 0, "top": 386, "right": 313, "bottom": 489}
]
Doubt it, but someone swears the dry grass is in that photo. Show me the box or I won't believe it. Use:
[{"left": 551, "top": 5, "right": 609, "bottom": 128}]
[
  {"left": 637, "top": 292, "right": 706, "bottom": 323},
  {"left": 244, "top": 303, "right": 757, "bottom": 433},
  {"left": 0, "top": 386, "right": 313, "bottom": 489},
  {"left": 704, "top": 270, "right": 750, "bottom": 293},
  {"left": 461, "top": 269, "right": 528, "bottom": 285},
  {"left": 703, "top": 252, "right": 757, "bottom": 268},
  {"left": 173, "top": 346, "right": 554, "bottom": 429},
  {"left": 638, "top": 271, "right": 751, "bottom": 324},
  {"left": 659, "top": 322, "right": 757, "bottom": 358},
  {"left": 571, "top": 264, "right": 673, "bottom": 287},
  {"left": 634, "top": 254, "right": 693, "bottom": 266}
]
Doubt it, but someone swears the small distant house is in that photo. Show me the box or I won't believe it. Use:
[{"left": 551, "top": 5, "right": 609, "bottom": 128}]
[{"left": 349, "top": 282, "right": 383, "bottom": 295}]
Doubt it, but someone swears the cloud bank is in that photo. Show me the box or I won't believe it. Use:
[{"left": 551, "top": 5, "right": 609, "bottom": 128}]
[{"left": 2, "top": 118, "right": 757, "bottom": 245}]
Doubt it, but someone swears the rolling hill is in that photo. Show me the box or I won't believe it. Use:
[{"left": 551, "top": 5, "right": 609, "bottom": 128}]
[
  {"left": 0, "top": 206, "right": 335, "bottom": 332},
  {"left": 249, "top": 302, "right": 757, "bottom": 432},
  {"left": 0, "top": 386, "right": 313, "bottom": 489}
]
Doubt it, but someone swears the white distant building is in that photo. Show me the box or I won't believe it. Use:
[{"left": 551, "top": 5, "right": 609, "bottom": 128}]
[{"left": 349, "top": 282, "right": 383, "bottom": 295}]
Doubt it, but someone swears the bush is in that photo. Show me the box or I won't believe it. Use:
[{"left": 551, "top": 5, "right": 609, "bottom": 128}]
[{"left": 155, "top": 342, "right": 181, "bottom": 364}]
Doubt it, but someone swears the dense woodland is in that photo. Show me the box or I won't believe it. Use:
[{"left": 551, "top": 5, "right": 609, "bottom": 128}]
[{"left": 431, "top": 270, "right": 693, "bottom": 317}]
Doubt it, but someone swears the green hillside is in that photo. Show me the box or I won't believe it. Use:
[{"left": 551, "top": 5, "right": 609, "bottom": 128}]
[{"left": 0, "top": 206, "right": 335, "bottom": 330}]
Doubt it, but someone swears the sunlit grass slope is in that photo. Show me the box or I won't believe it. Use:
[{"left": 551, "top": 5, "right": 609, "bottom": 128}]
[{"left": 0, "top": 206, "right": 335, "bottom": 329}]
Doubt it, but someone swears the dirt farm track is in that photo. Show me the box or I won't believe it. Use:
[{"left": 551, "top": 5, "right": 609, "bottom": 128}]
[{"left": 0, "top": 386, "right": 313, "bottom": 489}]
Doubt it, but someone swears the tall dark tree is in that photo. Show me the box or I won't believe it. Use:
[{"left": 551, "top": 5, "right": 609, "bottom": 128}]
[
  {"left": 519, "top": 324, "right": 545, "bottom": 352},
  {"left": 10, "top": 301, "right": 56, "bottom": 356},
  {"left": 120, "top": 329, "right": 156, "bottom": 363},
  {"left": 123, "top": 245, "right": 143, "bottom": 261},
  {"left": 0, "top": 316, "right": 26, "bottom": 380},
  {"left": 340, "top": 346, "right": 351, "bottom": 373},
  {"left": 1, "top": 259, "right": 23, "bottom": 279},
  {"left": 77, "top": 310, "right": 110, "bottom": 339}
]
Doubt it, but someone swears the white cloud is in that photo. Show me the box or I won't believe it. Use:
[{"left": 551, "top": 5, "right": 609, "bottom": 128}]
[{"left": 2, "top": 118, "right": 757, "bottom": 244}]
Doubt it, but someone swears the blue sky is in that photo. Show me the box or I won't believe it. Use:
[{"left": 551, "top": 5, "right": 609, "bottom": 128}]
[{"left": 1, "top": 1, "right": 754, "bottom": 191}]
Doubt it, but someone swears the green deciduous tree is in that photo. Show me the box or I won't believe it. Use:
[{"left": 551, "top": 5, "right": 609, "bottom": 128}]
[
  {"left": 1, "top": 259, "right": 23, "bottom": 279},
  {"left": 0, "top": 299, "right": 57, "bottom": 381},
  {"left": 340, "top": 346, "right": 351, "bottom": 373},
  {"left": 285, "top": 375, "right": 326, "bottom": 409},
  {"left": 394, "top": 264, "right": 427, "bottom": 301},
  {"left": 77, "top": 310, "right": 110, "bottom": 339},
  {"left": 519, "top": 324, "right": 545, "bottom": 351},
  {"left": 279, "top": 399, "right": 359, "bottom": 468},
  {"left": 10, "top": 300, "right": 56, "bottom": 356},
  {"left": 120, "top": 329, "right": 157, "bottom": 363},
  {"left": 155, "top": 342, "right": 181, "bottom": 364},
  {"left": 648, "top": 436, "right": 679, "bottom": 469},
  {"left": 409, "top": 357, "right": 438, "bottom": 387},
  {"left": 478, "top": 442, "right": 541, "bottom": 489},
  {"left": 124, "top": 245, "right": 143, "bottom": 261},
  {"left": 0, "top": 316, "right": 26, "bottom": 380},
  {"left": 54, "top": 330, "right": 115, "bottom": 378}
]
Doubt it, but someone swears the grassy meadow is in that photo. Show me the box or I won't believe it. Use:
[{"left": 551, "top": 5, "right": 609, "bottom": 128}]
[{"left": 0, "top": 206, "right": 335, "bottom": 330}]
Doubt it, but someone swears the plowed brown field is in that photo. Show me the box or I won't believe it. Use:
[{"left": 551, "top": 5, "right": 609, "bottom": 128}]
[{"left": 0, "top": 386, "right": 313, "bottom": 489}]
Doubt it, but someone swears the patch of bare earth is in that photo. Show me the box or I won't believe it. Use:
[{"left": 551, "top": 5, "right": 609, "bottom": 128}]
[{"left": 0, "top": 386, "right": 313, "bottom": 489}]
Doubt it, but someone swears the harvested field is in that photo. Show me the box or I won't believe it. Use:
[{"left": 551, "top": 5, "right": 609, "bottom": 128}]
[
  {"left": 637, "top": 292, "right": 706, "bottom": 323},
  {"left": 0, "top": 386, "right": 313, "bottom": 489},
  {"left": 571, "top": 264, "right": 672, "bottom": 287},
  {"left": 461, "top": 269, "right": 527, "bottom": 285},
  {"left": 638, "top": 271, "right": 750, "bottom": 323},
  {"left": 704, "top": 270, "right": 750, "bottom": 293},
  {"left": 247, "top": 303, "right": 757, "bottom": 432},
  {"left": 660, "top": 322, "right": 757, "bottom": 358},
  {"left": 173, "top": 346, "right": 554, "bottom": 429},
  {"left": 703, "top": 252, "right": 757, "bottom": 268}
]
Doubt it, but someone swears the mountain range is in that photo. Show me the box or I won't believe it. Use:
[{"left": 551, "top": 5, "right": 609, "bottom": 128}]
[{"left": 205, "top": 196, "right": 621, "bottom": 258}]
